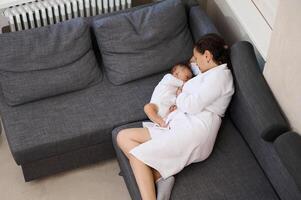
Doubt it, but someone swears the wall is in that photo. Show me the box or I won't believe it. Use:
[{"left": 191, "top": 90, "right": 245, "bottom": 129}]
[
  {"left": 200, "top": 0, "right": 300, "bottom": 134},
  {"left": 198, "top": 0, "right": 267, "bottom": 70},
  {"left": 263, "top": 0, "right": 301, "bottom": 134}
]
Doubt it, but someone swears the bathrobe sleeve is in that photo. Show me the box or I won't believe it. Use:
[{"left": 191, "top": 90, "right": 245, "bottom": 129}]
[{"left": 176, "top": 71, "right": 224, "bottom": 115}]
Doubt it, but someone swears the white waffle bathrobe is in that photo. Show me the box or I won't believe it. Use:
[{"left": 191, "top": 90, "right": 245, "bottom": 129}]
[{"left": 130, "top": 64, "right": 235, "bottom": 179}]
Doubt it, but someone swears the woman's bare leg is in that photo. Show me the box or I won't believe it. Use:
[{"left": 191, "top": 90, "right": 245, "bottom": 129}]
[
  {"left": 117, "top": 128, "right": 161, "bottom": 200},
  {"left": 129, "top": 154, "right": 156, "bottom": 200},
  {"left": 117, "top": 128, "right": 150, "bottom": 158},
  {"left": 117, "top": 128, "right": 162, "bottom": 181}
]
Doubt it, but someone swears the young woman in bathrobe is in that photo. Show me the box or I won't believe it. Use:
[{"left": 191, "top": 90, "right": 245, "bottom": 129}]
[{"left": 117, "top": 33, "right": 235, "bottom": 200}]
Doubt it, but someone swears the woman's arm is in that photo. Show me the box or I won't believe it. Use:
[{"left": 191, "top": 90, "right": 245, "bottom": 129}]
[
  {"left": 176, "top": 73, "right": 223, "bottom": 114},
  {"left": 190, "top": 55, "right": 196, "bottom": 63}
]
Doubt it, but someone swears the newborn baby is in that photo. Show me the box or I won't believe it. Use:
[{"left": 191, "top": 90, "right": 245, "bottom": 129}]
[{"left": 144, "top": 63, "right": 193, "bottom": 128}]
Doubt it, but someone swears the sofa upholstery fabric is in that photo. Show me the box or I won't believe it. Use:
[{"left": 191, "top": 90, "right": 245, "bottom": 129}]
[
  {"left": 229, "top": 41, "right": 301, "bottom": 200},
  {"left": 189, "top": 5, "right": 219, "bottom": 42},
  {"left": 274, "top": 131, "right": 301, "bottom": 190},
  {"left": 0, "top": 72, "right": 167, "bottom": 165},
  {"left": 112, "top": 118, "right": 279, "bottom": 200},
  {"left": 229, "top": 41, "right": 289, "bottom": 141},
  {"left": 0, "top": 18, "right": 101, "bottom": 105}
]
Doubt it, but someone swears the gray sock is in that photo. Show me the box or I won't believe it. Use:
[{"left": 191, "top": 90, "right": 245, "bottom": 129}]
[{"left": 155, "top": 176, "right": 175, "bottom": 200}]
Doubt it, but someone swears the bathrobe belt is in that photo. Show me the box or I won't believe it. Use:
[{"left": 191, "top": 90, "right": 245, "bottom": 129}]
[{"left": 204, "top": 106, "right": 223, "bottom": 118}]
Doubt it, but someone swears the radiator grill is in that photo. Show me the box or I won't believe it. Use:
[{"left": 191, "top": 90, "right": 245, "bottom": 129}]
[{"left": 2, "top": 0, "right": 132, "bottom": 32}]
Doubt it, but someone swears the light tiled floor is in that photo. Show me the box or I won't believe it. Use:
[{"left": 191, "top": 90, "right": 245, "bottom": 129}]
[{"left": 0, "top": 131, "right": 131, "bottom": 200}]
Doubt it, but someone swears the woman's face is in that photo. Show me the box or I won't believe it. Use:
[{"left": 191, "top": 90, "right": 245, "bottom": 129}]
[{"left": 193, "top": 47, "right": 214, "bottom": 73}]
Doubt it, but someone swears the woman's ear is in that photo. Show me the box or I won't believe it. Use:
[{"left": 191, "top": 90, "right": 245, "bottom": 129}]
[
  {"left": 204, "top": 50, "right": 214, "bottom": 64},
  {"left": 204, "top": 50, "right": 213, "bottom": 59}
]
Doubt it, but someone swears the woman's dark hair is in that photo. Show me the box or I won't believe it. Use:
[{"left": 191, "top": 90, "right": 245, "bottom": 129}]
[{"left": 195, "top": 33, "right": 230, "bottom": 65}]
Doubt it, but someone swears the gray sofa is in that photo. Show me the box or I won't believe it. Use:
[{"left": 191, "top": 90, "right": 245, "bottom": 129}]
[
  {"left": 0, "top": 0, "right": 200, "bottom": 181},
  {"left": 0, "top": 0, "right": 300, "bottom": 199}
]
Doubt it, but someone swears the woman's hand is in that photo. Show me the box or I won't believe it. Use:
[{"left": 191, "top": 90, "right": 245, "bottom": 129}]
[
  {"left": 190, "top": 55, "right": 196, "bottom": 63},
  {"left": 169, "top": 105, "right": 177, "bottom": 113},
  {"left": 158, "top": 119, "right": 168, "bottom": 128}
]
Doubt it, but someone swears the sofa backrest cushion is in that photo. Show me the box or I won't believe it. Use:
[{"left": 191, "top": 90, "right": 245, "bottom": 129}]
[
  {"left": 0, "top": 18, "right": 101, "bottom": 106},
  {"left": 92, "top": 0, "right": 194, "bottom": 85},
  {"left": 189, "top": 5, "right": 219, "bottom": 42}
]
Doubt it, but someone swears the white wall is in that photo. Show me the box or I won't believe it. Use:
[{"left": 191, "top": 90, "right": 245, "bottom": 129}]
[
  {"left": 252, "top": 0, "right": 279, "bottom": 29},
  {"left": 199, "top": 0, "right": 265, "bottom": 69},
  {"left": 263, "top": 0, "right": 301, "bottom": 135},
  {"left": 201, "top": 0, "right": 300, "bottom": 135}
]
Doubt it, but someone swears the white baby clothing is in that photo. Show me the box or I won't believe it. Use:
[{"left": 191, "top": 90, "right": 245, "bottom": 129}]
[
  {"left": 130, "top": 63, "right": 235, "bottom": 179},
  {"left": 149, "top": 73, "right": 184, "bottom": 119}
]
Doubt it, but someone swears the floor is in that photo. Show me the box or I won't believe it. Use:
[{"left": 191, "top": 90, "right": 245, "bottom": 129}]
[{"left": 0, "top": 131, "right": 131, "bottom": 200}]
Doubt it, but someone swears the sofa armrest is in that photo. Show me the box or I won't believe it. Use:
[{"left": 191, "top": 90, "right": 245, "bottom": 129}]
[
  {"left": 229, "top": 41, "right": 289, "bottom": 141},
  {"left": 274, "top": 131, "right": 301, "bottom": 190},
  {"left": 189, "top": 5, "right": 219, "bottom": 42}
]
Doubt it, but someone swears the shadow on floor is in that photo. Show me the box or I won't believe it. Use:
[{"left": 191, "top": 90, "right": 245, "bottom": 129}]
[{"left": 132, "top": 0, "right": 153, "bottom": 6}]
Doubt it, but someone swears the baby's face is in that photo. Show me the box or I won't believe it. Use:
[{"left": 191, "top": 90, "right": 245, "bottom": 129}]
[{"left": 173, "top": 66, "right": 193, "bottom": 82}]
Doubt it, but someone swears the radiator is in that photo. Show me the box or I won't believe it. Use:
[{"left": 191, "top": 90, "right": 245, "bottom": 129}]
[{"left": 1, "top": 0, "right": 132, "bottom": 32}]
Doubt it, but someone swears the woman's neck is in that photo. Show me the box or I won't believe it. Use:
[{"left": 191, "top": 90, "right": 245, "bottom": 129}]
[{"left": 202, "top": 62, "right": 219, "bottom": 73}]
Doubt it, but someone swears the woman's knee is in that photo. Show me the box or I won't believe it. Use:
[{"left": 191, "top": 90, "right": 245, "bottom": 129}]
[
  {"left": 116, "top": 129, "right": 129, "bottom": 148},
  {"left": 117, "top": 128, "right": 151, "bottom": 145}
]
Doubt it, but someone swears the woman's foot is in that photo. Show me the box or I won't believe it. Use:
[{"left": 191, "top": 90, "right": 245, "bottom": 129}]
[{"left": 155, "top": 176, "right": 175, "bottom": 200}]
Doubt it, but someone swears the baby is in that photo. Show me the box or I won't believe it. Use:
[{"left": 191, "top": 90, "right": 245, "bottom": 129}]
[{"left": 144, "top": 63, "right": 193, "bottom": 128}]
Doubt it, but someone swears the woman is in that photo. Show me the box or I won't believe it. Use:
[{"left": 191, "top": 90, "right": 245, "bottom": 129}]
[{"left": 117, "top": 33, "right": 235, "bottom": 200}]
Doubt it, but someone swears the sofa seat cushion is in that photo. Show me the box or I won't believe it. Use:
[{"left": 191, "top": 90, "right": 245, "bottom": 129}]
[
  {"left": 0, "top": 71, "right": 167, "bottom": 165},
  {"left": 92, "top": 0, "right": 193, "bottom": 85},
  {"left": 0, "top": 18, "right": 101, "bottom": 106},
  {"left": 112, "top": 118, "right": 278, "bottom": 200}
]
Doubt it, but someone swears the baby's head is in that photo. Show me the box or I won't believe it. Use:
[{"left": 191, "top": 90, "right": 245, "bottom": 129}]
[{"left": 171, "top": 63, "right": 193, "bottom": 82}]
